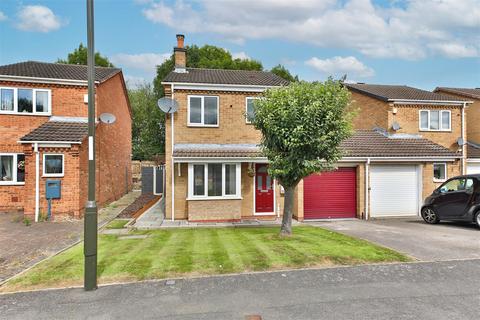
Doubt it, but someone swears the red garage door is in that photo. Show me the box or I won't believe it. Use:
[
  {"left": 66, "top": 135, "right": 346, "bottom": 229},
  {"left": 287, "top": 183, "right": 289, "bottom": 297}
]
[{"left": 304, "top": 167, "right": 357, "bottom": 219}]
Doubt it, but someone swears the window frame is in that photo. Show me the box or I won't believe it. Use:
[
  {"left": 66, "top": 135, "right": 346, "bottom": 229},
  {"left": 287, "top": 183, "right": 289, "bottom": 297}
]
[
  {"left": 0, "top": 86, "right": 51, "bottom": 116},
  {"left": 187, "top": 95, "right": 219, "bottom": 127},
  {"left": 43, "top": 153, "right": 64, "bottom": 177},
  {"left": 245, "top": 97, "right": 258, "bottom": 124},
  {"left": 187, "top": 163, "right": 241, "bottom": 200},
  {"left": 0, "top": 153, "right": 26, "bottom": 185},
  {"left": 433, "top": 163, "right": 447, "bottom": 182},
  {"left": 419, "top": 109, "right": 451, "bottom": 132}
]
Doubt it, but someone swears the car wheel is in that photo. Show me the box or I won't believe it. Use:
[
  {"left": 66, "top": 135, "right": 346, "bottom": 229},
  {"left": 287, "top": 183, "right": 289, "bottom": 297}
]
[
  {"left": 421, "top": 207, "right": 439, "bottom": 224},
  {"left": 475, "top": 211, "right": 480, "bottom": 229}
]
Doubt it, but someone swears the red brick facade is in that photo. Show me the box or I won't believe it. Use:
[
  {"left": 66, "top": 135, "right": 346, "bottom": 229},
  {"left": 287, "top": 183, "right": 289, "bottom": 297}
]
[{"left": 0, "top": 74, "right": 132, "bottom": 219}]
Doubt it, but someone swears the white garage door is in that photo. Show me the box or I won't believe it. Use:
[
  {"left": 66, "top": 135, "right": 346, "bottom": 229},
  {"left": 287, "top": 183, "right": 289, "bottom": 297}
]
[
  {"left": 370, "top": 165, "right": 420, "bottom": 217},
  {"left": 467, "top": 163, "right": 480, "bottom": 175}
]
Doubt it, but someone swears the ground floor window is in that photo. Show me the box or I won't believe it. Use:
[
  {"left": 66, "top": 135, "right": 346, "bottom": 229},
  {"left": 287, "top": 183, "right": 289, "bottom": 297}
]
[
  {"left": 43, "top": 154, "right": 64, "bottom": 177},
  {"left": 433, "top": 163, "right": 447, "bottom": 182},
  {"left": 0, "top": 154, "right": 25, "bottom": 184},
  {"left": 188, "top": 163, "right": 241, "bottom": 199}
]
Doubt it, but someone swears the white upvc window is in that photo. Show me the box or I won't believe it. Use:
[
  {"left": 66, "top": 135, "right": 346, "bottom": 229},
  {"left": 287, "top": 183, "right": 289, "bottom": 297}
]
[
  {"left": 188, "top": 163, "right": 241, "bottom": 199},
  {"left": 433, "top": 163, "right": 447, "bottom": 182},
  {"left": 43, "top": 154, "right": 64, "bottom": 177},
  {"left": 0, "top": 154, "right": 25, "bottom": 185},
  {"left": 187, "top": 95, "right": 219, "bottom": 127},
  {"left": 245, "top": 97, "right": 257, "bottom": 124},
  {"left": 419, "top": 110, "right": 451, "bottom": 131},
  {"left": 0, "top": 87, "right": 51, "bottom": 115}
]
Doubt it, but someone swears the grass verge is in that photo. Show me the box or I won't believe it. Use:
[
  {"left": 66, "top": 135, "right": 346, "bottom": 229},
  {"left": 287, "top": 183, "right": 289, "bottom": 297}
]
[{"left": 1, "top": 226, "right": 410, "bottom": 293}]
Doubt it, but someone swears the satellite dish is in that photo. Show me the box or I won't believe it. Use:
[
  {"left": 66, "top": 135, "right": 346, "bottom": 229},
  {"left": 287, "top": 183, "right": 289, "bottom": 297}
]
[
  {"left": 99, "top": 113, "right": 116, "bottom": 124},
  {"left": 392, "top": 121, "right": 401, "bottom": 131},
  {"left": 158, "top": 97, "right": 179, "bottom": 113},
  {"left": 457, "top": 137, "right": 465, "bottom": 146}
]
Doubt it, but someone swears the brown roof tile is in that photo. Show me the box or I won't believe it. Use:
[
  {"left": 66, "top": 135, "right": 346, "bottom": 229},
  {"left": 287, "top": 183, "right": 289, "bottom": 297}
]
[
  {"left": 163, "top": 68, "right": 289, "bottom": 86},
  {"left": 173, "top": 131, "right": 459, "bottom": 158},
  {"left": 435, "top": 87, "right": 480, "bottom": 100},
  {"left": 20, "top": 121, "right": 88, "bottom": 143},
  {"left": 346, "top": 83, "right": 466, "bottom": 102},
  {"left": 341, "top": 130, "right": 459, "bottom": 157},
  {"left": 0, "top": 61, "right": 121, "bottom": 83},
  {"left": 467, "top": 142, "right": 480, "bottom": 158}
]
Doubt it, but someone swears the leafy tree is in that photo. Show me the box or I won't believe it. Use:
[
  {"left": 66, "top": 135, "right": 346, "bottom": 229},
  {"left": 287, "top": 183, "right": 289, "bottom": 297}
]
[
  {"left": 57, "top": 43, "right": 114, "bottom": 67},
  {"left": 251, "top": 80, "right": 353, "bottom": 236},
  {"left": 153, "top": 45, "right": 263, "bottom": 97},
  {"left": 270, "top": 64, "right": 299, "bottom": 82},
  {"left": 128, "top": 83, "right": 165, "bottom": 160}
]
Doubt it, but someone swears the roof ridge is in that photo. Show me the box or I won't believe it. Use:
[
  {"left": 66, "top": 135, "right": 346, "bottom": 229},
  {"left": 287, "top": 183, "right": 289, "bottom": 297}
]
[
  {"left": 3, "top": 60, "right": 120, "bottom": 71},
  {"left": 186, "top": 67, "right": 271, "bottom": 73}
]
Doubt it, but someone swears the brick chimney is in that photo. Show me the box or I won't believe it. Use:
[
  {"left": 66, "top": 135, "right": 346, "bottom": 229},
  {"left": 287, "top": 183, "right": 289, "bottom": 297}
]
[{"left": 174, "top": 34, "right": 187, "bottom": 73}]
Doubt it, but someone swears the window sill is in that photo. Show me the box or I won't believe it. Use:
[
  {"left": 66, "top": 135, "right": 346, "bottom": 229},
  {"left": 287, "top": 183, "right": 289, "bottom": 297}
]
[
  {"left": 0, "top": 182, "right": 25, "bottom": 186},
  {"left": 187, "top": 124, "right": 219, "bottom": 128},
  {"left": 419, "top": 129, "right": 452, "bottom": 133},
  {"left": 433, "top": 179, "right": 447, "bottom": 183},
  {"left": 42, "top": 175, "right": 64, "bottom": 178},
  {"left": 0, "top": 111, "right": 51, "bottom": 116},
  {"left": 187, "top": 196, "right": 243, "bottom": 201}
]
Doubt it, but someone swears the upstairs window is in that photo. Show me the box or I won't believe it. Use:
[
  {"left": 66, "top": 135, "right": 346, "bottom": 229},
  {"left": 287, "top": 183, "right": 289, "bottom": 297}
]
[
  {"left": 245, "top": 97, "right": 257, "bottom": 124},
  {"left": 0, "top": 87, "right": 51, "bottom": 115},
  {"left": 419, "top": 110, "right": 451, "bottom": 131},
  {"left": 1, "top": 88, "right": 14, "bottom": 111},
  {"left": 188, "top": 95, "right": 219, "bottom": 127}
]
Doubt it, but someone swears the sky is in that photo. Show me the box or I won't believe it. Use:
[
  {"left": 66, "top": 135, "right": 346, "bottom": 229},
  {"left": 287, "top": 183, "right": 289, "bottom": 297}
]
[{"left": 0, "top": 0, "right": 479, "bottom": 90}]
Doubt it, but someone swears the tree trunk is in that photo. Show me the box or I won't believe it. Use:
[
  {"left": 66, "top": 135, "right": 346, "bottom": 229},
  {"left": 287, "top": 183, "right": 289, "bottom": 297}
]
[{"left": 280, "top": 185, "right": 295, "bottom": 236}]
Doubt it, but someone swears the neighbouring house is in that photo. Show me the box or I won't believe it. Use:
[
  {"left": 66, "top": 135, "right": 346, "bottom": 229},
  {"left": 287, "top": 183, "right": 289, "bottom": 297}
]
[
  {"left": 161, "top": 34, "right": 467, "bottom": 223},
  {"left": 0, "top": 61, "right": 132, "bottom": 221},
  {"left": 433, "top": 87, "right": 479, "bottom": 174}
]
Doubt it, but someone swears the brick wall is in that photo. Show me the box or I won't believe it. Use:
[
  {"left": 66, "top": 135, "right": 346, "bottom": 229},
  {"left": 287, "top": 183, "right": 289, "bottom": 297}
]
[
  {"left": 23, "top": 145, "right": 82, "bottom": 219},
  {"left": 349, "top": 91, "right": 389, "bottom": 130},
  {"left": 388, "top": 104, "right": 463, "bottom": 151},
  {"left": 188, "top": 199, "right": 242, "bottom": 222},
  {"left": 95, "top": 73, "right": 133, "bottom": 206}
]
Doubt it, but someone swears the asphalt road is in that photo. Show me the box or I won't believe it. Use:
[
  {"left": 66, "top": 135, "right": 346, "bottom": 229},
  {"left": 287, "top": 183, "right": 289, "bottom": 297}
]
[{"left": 1, "top": 259, "right": 479, "bottom": 320}]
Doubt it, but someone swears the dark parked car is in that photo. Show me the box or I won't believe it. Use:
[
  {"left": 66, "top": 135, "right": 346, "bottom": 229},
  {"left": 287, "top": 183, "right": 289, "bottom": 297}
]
[{"left": 421, "top": 174, "right": 480, "bottom": 228}]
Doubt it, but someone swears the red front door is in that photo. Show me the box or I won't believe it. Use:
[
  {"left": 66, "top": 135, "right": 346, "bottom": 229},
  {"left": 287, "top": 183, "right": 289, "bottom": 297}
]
[{"left": 255, "top": 164, "right": 274, "bottom": 213}]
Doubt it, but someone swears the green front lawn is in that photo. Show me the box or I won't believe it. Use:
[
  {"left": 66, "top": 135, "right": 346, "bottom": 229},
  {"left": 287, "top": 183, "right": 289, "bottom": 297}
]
[
  {"left": 105, "top": 219, "right": 129, "bottom": 229},
  {"left": 1, "top": 226, "right": 410, "bottom": 292}
]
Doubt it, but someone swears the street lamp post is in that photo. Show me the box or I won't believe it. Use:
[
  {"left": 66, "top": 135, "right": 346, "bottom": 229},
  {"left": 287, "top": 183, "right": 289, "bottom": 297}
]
[{"left": 84, "top": 0, "right": 97, "bottom": 291}]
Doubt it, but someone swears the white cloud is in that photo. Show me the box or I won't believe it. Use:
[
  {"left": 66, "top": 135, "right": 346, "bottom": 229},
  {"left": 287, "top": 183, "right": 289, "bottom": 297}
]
[
  {"left": 111, "top": 53, "right": 170, "bottom": 72},
  {"left": 231, "top": 51, "right": 250, "bottom": 60},
  {"left": 16, "top": 5, "right": 63, "bottom": 32},
  {"left": 124, "top": 75, "right": 149, "bottom": 89},
  {"left": 306, "top": 56, "right": 375, "bottom": 78},
  {"left": 140, "top": 0, "right": 480, "bottom": 60},
  {"left": 0, "top": 11, "right": 7, "bottom": 21}
]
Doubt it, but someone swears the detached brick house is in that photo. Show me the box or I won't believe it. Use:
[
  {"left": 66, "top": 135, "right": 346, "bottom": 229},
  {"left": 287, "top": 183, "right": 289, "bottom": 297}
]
[
  {"left": 162, "top": 35, "right": 467, "bottom": 222},
  {"left": 433, "top": 87, "right": 479, "bottom": 174},
  {"left": 0, "top": 61, "right": 132, "bottom": 220}
]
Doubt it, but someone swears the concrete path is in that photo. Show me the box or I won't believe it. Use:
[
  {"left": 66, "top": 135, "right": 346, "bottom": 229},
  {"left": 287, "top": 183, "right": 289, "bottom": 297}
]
[
  {"left": 1, "top": 259, "right": 479, "bottom": 320},
  {"left": 0, "top": 191, "right": 140, "bottom": 283},
  {"left": 308, "top": 218, "right": 480, "bottom": 261},
  {"left": 133, "top": 197, "right": 164, "bottom": 229}
]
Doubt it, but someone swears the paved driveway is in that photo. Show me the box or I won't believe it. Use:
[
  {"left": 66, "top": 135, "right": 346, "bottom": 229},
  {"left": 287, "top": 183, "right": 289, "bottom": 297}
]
[{"left": 309, "top": 218, "right": 480, "bottom": 261}]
